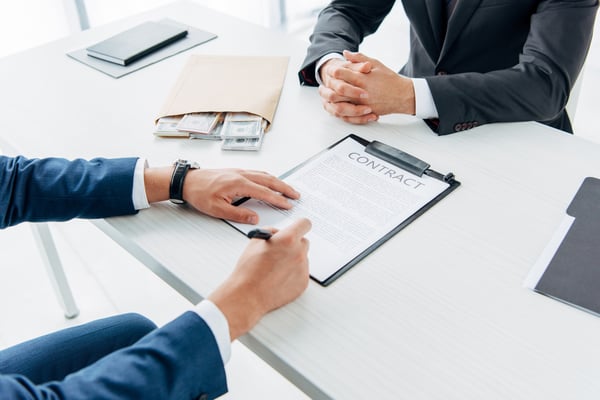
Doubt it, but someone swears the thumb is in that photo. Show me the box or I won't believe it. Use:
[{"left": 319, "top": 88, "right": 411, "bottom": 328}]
[
  {"left": 351, "top": 61, "right": 373, "bottom": 74},
  {"left": 343, "top": 50, "right": 371, "bottom": 64},
  {"left": 274, "top": 218, "right": 312, "bottom": 242},
  {"left": 222, "top": 204, "right": 259, "bottom": 225}
]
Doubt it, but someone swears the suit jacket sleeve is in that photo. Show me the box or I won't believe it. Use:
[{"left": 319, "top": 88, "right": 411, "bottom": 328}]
[
  {"left": 0, "top": 156, "right": 139, "bottom": 228},
  {"left": 0, "top": 312, "right": 228, "bottom": 400},
  {"left": 426, "top": 0, "right": 598, "bottom": 134},
  {"left": 298, "top": 0, "right": 395, "bottom": 85}
]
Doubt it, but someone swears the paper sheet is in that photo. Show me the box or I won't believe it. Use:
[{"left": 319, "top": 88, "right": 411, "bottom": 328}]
[{"left": 524, "top": 215, "right": 574, "bottom": 289}]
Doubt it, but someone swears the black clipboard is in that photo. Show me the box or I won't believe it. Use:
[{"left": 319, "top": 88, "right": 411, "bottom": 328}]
[{"left": 230, "top": 134, "right": 460, "bottom": 286}]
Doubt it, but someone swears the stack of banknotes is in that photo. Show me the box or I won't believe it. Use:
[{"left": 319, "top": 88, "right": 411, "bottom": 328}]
[{"left": 154, "top": 112, "right": 265, "bottom": 151}]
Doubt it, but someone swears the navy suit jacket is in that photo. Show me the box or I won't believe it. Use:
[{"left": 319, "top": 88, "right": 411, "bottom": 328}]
[
  {"left": 0, "top": 312, "right": 228, "bottom": 399},
  {"left": 299, "top": 0, "right": 598, "bottom": 135},
  {"left": 0, "top": 156, "right": 228, "bottom": 399},
  {"left": 0, "top": 156, "right": 139, "bottom": 228}
]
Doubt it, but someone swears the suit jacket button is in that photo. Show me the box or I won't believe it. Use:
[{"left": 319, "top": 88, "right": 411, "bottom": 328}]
[
  {"left": 461, "top": 123, "right": 468, "bottom": 130},
  {"left": 472, "top": 121, "right": 479, "bottom": 127},
  {"left": 437, "top": 70, "right": 447, "bottom": 75},
  {"left": 467, "top": 122, "right": 474, "bottom": 129},
  {"left": 454, "top": 123, "right": 462, "bottom": 131}
]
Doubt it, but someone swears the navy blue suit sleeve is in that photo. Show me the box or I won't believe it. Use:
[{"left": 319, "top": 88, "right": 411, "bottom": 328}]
[
  {"left": 0, "top": 156, "right": 139, "bottom": 228},
  {"left": 0, "top": 312, "right": 228, "bottom": 400}
]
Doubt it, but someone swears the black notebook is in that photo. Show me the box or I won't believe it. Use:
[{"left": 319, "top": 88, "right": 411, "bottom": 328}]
[
  {"left": 86, "top": 20, "right": 188, "bottom": 66},
  {"left": 526, "top": 177, "right": 600, "bottom": 316}
]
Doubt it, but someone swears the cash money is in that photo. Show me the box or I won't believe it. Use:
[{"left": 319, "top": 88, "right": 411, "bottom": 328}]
[
  {"left": 222, "top": 112, "right": 263, "bottom": 138},
  {"left": 221, "top": 135, "right": 264, "bottom": 151},
  {"left": 154, "top": 116, "right": 189, "bottom": 137},
  {"left": 190, "top": 115, "right": 224, "bottom": 140},
  {"left": 177, "top": 112, "right": 221, "bottom": 134}
]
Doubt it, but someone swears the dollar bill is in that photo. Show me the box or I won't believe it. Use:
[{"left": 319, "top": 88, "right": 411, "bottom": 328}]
[
  {"left": 154, "top": 116, "right": 189, "bottom": 137},
  {"left": 221, "top": 133, "right": 264, "bottom": 151},
  {"left": 222, "top": 112, "right": 263, "bottom": 138},
  {"left": 177, "top": 112, "right": 221, "bottom": 134},
  {"left": 190, "top": 116, "right": 224, "bottom": 140}
]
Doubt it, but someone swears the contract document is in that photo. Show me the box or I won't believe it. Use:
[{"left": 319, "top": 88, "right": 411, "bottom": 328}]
[{"left": 229, "top": 135, "right": 460, "bottom": 285}]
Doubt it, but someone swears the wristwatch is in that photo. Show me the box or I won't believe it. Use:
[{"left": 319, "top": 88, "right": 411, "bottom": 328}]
[{"left": 169, "top": 159, "right": 200, "bottom": 204}]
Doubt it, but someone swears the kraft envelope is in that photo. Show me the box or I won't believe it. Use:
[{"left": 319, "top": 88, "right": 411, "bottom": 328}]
[{"left": 157, "top": 55, "right": 289, "bottom": 131}]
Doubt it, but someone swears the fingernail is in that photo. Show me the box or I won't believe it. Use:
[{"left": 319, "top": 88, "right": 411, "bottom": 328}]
[
  {"left": 247, "top": 215, "right": 258, "bottom": 224},
  {"left": 365, "top": 108, "right": 372, "bottom": 114},
  {"left": 368, "top": 116, "right": 377, "bottom": 122},
  {"left": 360, "top": 93, "right": 369, "bottom": 99}
]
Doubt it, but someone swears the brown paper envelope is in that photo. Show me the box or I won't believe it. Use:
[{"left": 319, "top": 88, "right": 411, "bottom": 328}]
[{"left": 157, "top": 55, "right": 289, "bottom": 131}]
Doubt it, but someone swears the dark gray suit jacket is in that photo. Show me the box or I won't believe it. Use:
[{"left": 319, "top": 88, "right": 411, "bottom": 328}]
[{"left": 299, "top": 0, "right": 598, "bottom": 135}]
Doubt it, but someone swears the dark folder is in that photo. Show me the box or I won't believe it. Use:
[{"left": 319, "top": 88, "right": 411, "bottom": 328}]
[
  {"left": 533, "top": 177, "right": 600, "bottom": 315},
  {"left": 86, "top": 20, "right": 188, "bottom": 66}
]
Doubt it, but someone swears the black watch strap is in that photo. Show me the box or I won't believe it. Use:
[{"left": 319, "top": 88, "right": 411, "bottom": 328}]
[{"left": 169, "top": 160, "right": 192, "bottom": 204}]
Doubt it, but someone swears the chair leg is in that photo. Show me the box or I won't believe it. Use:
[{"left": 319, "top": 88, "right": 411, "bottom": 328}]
[
  {"left": 62, "top": 0, "right": 90, "bottom": 31},
  {"left": 73, "top": 0, "right": 90, "bottom": 30},
  {"left": 30, "top": 223, "right": 80, "bottom": 319}
]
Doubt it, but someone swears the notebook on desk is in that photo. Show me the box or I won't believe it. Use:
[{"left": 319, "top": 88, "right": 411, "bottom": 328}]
[
  {"left": 67, "top": 19, "right": 217, "bottom": 78},
  {"left": 525, "top": 177, "right": 600, "bottom": 316},
  {"left": 85, "top": 20, "right": 188, "bottom": 66}
]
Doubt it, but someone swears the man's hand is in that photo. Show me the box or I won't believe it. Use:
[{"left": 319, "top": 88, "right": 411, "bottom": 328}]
[
  {"left": 183, "top": 169, "right": 299, "bottom": 224},
  {"left": 144, "top": 167, "right": 299, "bottom": 224},
  {"left": 208, "top": 218, "right": 312, "bottom": 340},
  {"left": 318, "top": 51, "right": 416, "bottom": 123},
  {"left": 319, "top": 57, "right": 377, "bottom": 124}
]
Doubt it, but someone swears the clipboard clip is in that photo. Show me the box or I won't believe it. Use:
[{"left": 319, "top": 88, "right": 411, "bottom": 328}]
[{"left": 365, "top": 141, "right": 455, "bottom": 182}]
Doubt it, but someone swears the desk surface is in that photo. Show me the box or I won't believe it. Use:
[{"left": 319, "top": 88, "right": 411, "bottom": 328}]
[{"left": 2, "top": 1, "right": 600, "bottom": 399}]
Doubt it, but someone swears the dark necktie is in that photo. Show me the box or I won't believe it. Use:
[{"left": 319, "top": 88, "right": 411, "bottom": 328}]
[{"left": 446, "top": 0, "right": 458, "bottom": 20}]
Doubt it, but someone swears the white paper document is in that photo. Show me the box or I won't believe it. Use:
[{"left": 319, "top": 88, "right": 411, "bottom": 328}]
[
  {"left": 523, "top": 215, "right": 575, "bottom": 290},
  {"left": 229, "top": 136, "right": 452, "bottom": 284}
]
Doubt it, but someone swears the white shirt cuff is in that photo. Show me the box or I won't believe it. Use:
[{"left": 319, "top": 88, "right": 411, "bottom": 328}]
[
  {"left": 411, "top": 78, "right": 439, "bottom": 119},
  {"left": 315, "top": 53, "right": 345, "bottom": 86},
  {"left": 132, "top": 158, "right": 150, "bottom": 210},
  {"left": 193, "top": 300, "right": 232, "bottom": 365}
]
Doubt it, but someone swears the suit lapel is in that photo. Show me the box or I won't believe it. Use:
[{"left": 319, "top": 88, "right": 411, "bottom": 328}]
[
  {"left": 402, "top": 0, "right": 445, "bottom": 62},
  {"left": 439, "top": 0, "right": 482, "bottom": 61}
]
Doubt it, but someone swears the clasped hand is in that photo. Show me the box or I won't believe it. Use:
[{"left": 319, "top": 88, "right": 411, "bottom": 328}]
[{"left": 318, "top": 50, "right": 416, "bottom": 123}]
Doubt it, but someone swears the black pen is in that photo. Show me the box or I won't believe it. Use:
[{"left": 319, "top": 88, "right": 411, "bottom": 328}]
[{"left": 247, "top": 228, "right": 273, "bottom": 240}]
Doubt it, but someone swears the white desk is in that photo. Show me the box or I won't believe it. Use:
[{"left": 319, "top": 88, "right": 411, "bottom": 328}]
[{"left": 2, "top": 1, "right": 600, "bottom": 398}]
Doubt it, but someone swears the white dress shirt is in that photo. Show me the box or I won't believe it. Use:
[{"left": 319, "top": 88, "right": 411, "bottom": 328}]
[{"left": 131, "top": 158, "right": 231, "bottom": 364}]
